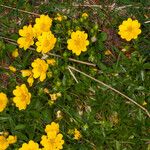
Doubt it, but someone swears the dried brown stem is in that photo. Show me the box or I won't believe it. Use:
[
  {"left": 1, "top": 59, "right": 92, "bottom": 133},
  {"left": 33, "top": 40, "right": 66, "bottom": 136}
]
[
  {"left": 0, "top": 4, "right": 149, "bottom": 24},
  {"left": 0, "top": 4, "right": 40, "bottom": 16},
  {"left": 73, "top": 4, "right": 150, "bottom": 10},
  {"left": 68, "top": 67, "right": 79, "bottom": 83}
]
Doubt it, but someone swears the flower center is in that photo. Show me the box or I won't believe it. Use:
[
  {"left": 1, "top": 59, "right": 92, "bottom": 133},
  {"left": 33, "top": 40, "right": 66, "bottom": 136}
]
[
  {"left": 43, "top": 38, "right": 50, "bottom": 47},
  {"left": 40, "top": 23, "right": 46, "bottom": 30},
  {"left": 25, "top": 33, "right": 32, "bottom": 42},
  {"left": 21, "top": 94, "right": 27, "bottom": 102},
  {"left": 0, "top": 100, "right": 3, "bottom": 106},
  {"left": 127, "top": 26, "right": 133, "bottom": 32},
  {"left": 37, "top": 64, "right": 44, "bottom": 73},
  {"left": 74, "top": 37, "right": 83, "bottom": 49}
]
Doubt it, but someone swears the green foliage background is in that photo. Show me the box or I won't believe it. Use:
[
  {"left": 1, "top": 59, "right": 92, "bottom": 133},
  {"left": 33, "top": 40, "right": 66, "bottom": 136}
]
[{"left": 0, "top": 0, "right": 150, "bottom": 150}]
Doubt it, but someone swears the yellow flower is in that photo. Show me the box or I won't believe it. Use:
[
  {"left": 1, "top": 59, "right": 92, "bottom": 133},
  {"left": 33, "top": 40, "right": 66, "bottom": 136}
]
[
  {"left": 19, "top": 140, "right": 40, "bottom": 150},
  {"left": 36, "top": 31, "right": 56, "bottom": 54},
  {"left": 47, "top": 71, "right": 53, "bottom": 78},
  {"left": 68, "top": 29, "right": 73, "bottom": 36},
  {"left": 12, "top": 49, "right": 19, "bottom": 58},
  {"left": 9, "top": 66, "right": 16, "bottom": 72},
  {"left": 0, "top": 136, "right": 9, "bottom": 150},
  {"left": 21, "top": 70, "right": 34, "bottom": 87},
  {"left": 54, "top": 13, "right": 63, "bottom": 22},
  {"left": 74, "top": 128, "right": 81, "bottom": 140},
  {"left": 49, "top": 93, "right": 57, "bottom": 101},
  {"left": 68, "top": 129, "right": 74, "bottom": 135},
  {"left": 82, "top": 13, "right": 88, "bottom": 18},
  {"left": 13, "top": 84, "right": 31, "bottom": 110},
  {"left": 109, "top": 112, "right": 119, "bottom": 125},
  {"left": 56, "top": 92, "right": 61, "bottom": 97},
  {"left": 41, "top": 134, "right": 64, "bottom": 150},
  {"left": 67, "top": 30, "right": 89, "bottom": 55},
  {"left": 118, "top": 18, "right": 141, "bottom": 41},
  {"left": 104, "top": 50, "right": 112, "bottom": 55},
  {"left": 0, "top": 92, "right": 8, "bottom": 112},
  {"left": 54, "top": 13, "right": 67, "bottom": 22},
  {"left": 46, "top": 59, "right": 56, "bottom": 65},
  {"left": 7, "top": 135, "right": 17, "bottom": 144},
  {"left": 143, "top": 101, "right": 147, "bottom": 106},
  {"left": 44, "top": 88, "right": 49, "bottom": 94},
  {"left": 49, "top": 93, "right": 61, "bottom": 102},
  {"left": 17, "top": 25, "right": 34, "bottom": 50},
  {"left": 34, "top": 15, "right": 52, "bottom": 36},
  {"left": 56, "top": 110, "right": 63, "bottom": 120},
  {"left": 2, "top": 131, "right": 9, "bottom": 137},
  {"left": 31, "top": 58, "right": 48, "bottom": 82},
  {"left": 45, "top": 122, "right": 59, "bottom": 135},
  {"left": 56, "top": 16, "right": 62, "bottom": 21},
  {"left": 27, "top": 76, "right": 34, "bottom": 87},
  {"left": 21, "top": 70, "right": 32, "bottom": 77}
]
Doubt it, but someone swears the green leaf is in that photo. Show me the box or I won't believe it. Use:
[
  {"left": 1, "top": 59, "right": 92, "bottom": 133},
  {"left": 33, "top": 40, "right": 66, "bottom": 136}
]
[
  {"left": 115, "top": 140, "right": 121, "bottom": 150},
  {"left": 14, "top": 131, "right": 28, "bottom": 141},
  {"left": 98, "top": 41, "right": 105, "bottom": 51},
  {"left": 99, "top": 32, "right": 107, "bottom": 41},
  {"left": 15, "top": 124, "right": 26, "bottom": 130},
  {"left": 5, "top": 44, "right": 16, "bottom": 52},
  {"left": 143, "top": 63, "right": 150, "bottom": 69}
]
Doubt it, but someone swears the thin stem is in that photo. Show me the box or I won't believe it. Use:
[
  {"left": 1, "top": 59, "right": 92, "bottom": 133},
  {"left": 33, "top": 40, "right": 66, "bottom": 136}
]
[
  {"left": 115, "top": 5, "right": 150, "bottom": 10},
  {"left": 68, "top": 67, "right": 79, "bottom": 83},
  {"left": 68, "top": 58, "right": 96, "bottom": 67},
  {"left": 1, "top": 4, "right": 149, "bottom": 24},
  {"left": 68, "top": 66, "right": 150, "bottom": 118},
  {"left": 0, "top": 4, "right": 40, "bottom": 16},
  {"left": 144, "top": 20, "right": 150, "bottom": 24},
  {"left": 0, "top": 36, "right": 16, "bottom": 42},
  {"left": 73, "top": 4, "right": 102, "bottom": 8},
  {"left": 73, "top": 4, "right": 150, "bottom": 10}
]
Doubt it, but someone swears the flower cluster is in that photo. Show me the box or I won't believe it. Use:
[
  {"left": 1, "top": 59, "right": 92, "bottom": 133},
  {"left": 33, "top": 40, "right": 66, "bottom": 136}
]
[
  {"left": 17, "top": 14, "right": 90, "bottom": 56},
  {"left": 1, "top": 10, "right": 144, "bottom": 150},
  {"left": 17, "top": 15, "right": 56, "bottom": 54},
  {"left": 18, "top": 122, "right": 64, "bottom": 150},
  {"left": 0, "top": 134, "right": 17, "bottom": 150},
  {"left": 43, "top": 88, "right": 61, "bottom": 105},
  {"left": 54, "top": 13, "right": 67, "bottom": 22}
]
